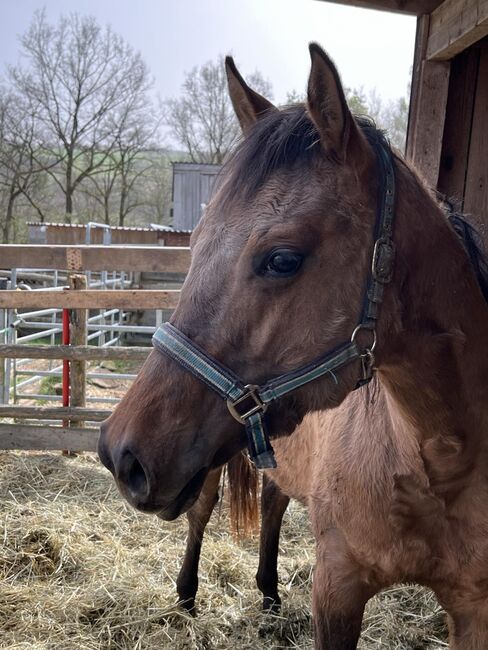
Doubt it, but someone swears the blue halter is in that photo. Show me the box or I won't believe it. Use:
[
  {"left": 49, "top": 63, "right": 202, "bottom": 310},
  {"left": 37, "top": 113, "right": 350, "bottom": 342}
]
[{"left": 152, "top": 142, "right": 396, "bottom": 469}]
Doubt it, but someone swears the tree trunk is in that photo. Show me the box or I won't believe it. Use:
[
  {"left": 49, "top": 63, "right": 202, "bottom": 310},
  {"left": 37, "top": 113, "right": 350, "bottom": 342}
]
[
  {"left": 104, "top": 195, "right": 110, "bottom": 225},
  {"left": 3, "top": 184, "right": 17, "bottom": 243},
  {"left": 119, "top": 176, "right": 127, "bottom": 227},
  {"left": 65, "top": 155, "right": 73, "bottom": 224}
]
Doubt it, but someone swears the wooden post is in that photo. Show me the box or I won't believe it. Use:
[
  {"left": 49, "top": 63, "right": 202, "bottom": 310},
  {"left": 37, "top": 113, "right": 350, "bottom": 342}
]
[
  {"left": 69, "top": 274, "right": 87, "bottom": 424},
  {"left": 0, "top": 278, "right": 6, "bottom": 405},
  {"left": 65, "top": 273, "right": 87, "bottom": 455}
]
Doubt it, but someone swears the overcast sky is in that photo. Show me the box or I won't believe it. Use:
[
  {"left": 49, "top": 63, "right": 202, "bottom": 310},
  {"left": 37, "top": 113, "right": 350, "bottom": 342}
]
[{"left": 1, "top": 0, "right": 416, "bottom": 105}]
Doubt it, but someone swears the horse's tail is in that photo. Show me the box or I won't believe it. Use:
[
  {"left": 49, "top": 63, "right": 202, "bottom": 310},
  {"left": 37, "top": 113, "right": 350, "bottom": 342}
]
[{"left": 227, "top": 452, "right": 259, "bottom": 538}]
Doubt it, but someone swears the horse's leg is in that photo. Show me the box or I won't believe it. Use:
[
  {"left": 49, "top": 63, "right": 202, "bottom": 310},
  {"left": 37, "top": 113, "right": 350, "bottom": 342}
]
[
  {"left": 313, "top": 529, "right": 376, "bottom": 650},
  {"left": 176, "top": 466, "right": 222, "bottom": 613},
  {"left": 255, "top": 474, "right": 290, "bottom": 613}
]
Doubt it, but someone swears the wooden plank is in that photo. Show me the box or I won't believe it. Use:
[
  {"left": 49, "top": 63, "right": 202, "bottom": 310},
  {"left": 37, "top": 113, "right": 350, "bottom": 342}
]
[
  {"left": 0, "top": 245, "right": 191, "bottom": 274},
  {"left": 409, "top": 59, "right": 451, "bottom": 187},
  {"left": 427, "top": 0, "right": 488, "bottom": 60},
  {"left": 406, "top": 15, "right": 431, "bottom": 161},
  {"left": 0, "top": 405, "right": 110, "bottom": 421},
  {"left": 464, "top": 38, "right": 488, "bottom": 245},
  {"left": 318, "top": 0, "right": 443, "bottom": 15},
  {"left": 0, "top": 344, "right": 151, "bottom": 361},
  {"left": 438, "top": 46, "right": 479, "bottom": 200},
  {"left": 0, "top": 289, "right": 180, "bottom": 310},
  {"left": 69, "top": 274, "right": 88, "bottom": 427},
  {"left": 0, "top": 423, "right": 99, "bottom": 451}
]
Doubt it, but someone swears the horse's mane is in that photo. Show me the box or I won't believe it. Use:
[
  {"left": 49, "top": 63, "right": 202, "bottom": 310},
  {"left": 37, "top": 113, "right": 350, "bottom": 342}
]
[
  {"left": 223, "top": 103, "right": 488, "bottom": 305},
  {"left": 443, "top": 200, "right": 488, "bottom": 304},
  {"left": 222, "top": 104, "right": 388, "bottom": 202}
]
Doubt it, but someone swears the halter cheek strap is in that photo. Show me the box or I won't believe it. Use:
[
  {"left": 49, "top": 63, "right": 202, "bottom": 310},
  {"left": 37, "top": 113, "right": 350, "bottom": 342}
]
[{"left": 152, "top": 140, "right": 396, "bottom": 470}]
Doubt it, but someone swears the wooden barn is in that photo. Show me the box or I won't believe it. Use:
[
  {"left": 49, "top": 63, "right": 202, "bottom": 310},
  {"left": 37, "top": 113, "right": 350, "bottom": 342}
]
[
  {"left": 172, "top": 162, "right": 221, "bottom": 230},
  {"left": 324, "top": 0, "right": 488, "bottom": 243}
]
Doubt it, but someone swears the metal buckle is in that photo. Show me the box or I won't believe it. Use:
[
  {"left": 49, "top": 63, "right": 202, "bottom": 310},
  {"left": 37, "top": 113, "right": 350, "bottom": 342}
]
[
  {"left": 372, "top": 237, "right": 395, "bottom": 283},
  {"left": 227, "top": 384, "right": 267, "bottom": 424},
  {"left": 351, "top": 325, "right": 377, "bottom": 353}
]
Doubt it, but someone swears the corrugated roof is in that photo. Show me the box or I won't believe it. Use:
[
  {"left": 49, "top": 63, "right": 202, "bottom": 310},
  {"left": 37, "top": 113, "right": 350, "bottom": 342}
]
[{"left": 27, "top": 222, "right": 192, "bottom": 234}]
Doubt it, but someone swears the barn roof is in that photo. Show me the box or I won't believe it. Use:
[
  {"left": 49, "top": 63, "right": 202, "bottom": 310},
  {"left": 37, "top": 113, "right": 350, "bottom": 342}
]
[
  {"left": 26, "top": 222, "right": 192, "bottom": 235},
  {"left": 318, "top": 0, "right": 443, "bottom": 15}
]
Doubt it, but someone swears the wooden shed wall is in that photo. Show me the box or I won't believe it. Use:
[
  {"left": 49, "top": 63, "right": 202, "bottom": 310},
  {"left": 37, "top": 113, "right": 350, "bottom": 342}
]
[
  {"left": 172, "top": 163, "right": 220, "bottom": 230},
  {"left": 405, "top": 2, "right": 488, "bottom": 246}
]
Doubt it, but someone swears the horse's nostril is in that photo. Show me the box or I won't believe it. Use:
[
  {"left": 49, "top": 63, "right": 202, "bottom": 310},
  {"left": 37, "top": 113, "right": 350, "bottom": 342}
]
[
  {"left": 128, "top": 456, "right": 148, "bottom": 496},
  {"left": 117, "top": 449, "right": 149, "bottom": 500}
]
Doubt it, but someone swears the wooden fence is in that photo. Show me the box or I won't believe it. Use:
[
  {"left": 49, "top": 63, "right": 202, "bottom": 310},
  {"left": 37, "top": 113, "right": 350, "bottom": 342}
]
[{"left": 0, "top": 244, "right": 190, "bottom": 452}]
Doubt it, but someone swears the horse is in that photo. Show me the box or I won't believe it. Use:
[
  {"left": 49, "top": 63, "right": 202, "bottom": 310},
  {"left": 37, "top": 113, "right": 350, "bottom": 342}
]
[
  {"left": 98, "top": 43, "right": 488, "bottom": 649},
  {"left": 176, "top": 455, "right": 290, "bottom": 614}
]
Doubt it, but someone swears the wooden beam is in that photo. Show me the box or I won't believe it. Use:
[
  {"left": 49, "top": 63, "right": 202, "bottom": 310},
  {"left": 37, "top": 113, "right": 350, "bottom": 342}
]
[
  {"left": 0, "top": 405, "right": 110, "bottom": 421},
  {"left": 69, "top": 274, "right": 88, "bottom": 427},
  {"left": 0, "top": 344, "right": 151, "bottom": 361},
  {"left": 0, "top": 245, "right": 191, "bottom": 274},
  {"left": 438, "top": 47, "right": 479, "bottom": 200},
  {"left": 427, "top": 0, "right": 488, "bottom": 60},
  {"left": 318, "top": 0, "right": 443, "bottom": 15},
  {"left": 0, "top": 423, "right": 99, "bottom": 451},
  {"left": 406, "top": 15, "right": 431, "bottom": 161},
  {"left": 0, "top": 289, "right": 180, "bottom": 310},
  {"left": 408, "top": 59, "right": 451, "bottom": 187},
  {"left": 464, "top": 39, "right": 488, "bottom": 245}
]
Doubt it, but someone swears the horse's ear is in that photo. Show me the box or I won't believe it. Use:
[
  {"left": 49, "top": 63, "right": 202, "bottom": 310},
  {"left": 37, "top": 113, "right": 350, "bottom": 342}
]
[
  {"left": 307, "top": 43, "right": 363, "bottom": 162},
  {"left": 225, "top": 56, "right": 276, "bottom": 133}
]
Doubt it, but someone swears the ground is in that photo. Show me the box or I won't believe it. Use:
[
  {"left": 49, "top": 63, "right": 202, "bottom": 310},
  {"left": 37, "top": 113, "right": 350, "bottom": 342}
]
[{"left": 0, "top": 450, "right": 448, "bottom": 650}]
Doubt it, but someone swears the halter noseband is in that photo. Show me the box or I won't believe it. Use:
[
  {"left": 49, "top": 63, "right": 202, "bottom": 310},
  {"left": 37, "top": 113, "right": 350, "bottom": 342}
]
[{"left": 152, "top": 141, "right": 396, "bottom": 469}]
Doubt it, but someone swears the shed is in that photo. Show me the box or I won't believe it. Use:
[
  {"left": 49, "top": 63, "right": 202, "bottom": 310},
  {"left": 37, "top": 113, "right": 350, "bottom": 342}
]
[
  {"left": 172, "top": 162, "right": 221, "bottom": 230},
  {"left": 27, "top": 222, "right": 191, "bottom": 247},
  {"left": 321, "top": 0, "right": 488, "bottom": 243}
]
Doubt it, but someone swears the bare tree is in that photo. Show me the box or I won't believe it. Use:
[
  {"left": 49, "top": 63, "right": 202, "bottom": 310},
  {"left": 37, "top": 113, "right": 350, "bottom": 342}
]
[
  {"left": 0, "top": 89, "right": 50, "bottom": 242},
  {"left": 165, "top": 55, "right": 273, "bottom": 164},
  {"left": 82, "top": 109, "right": 163, "bottom": 226},
  {"left": 10, "top": 10, "right": 153, "bottom": 223}
]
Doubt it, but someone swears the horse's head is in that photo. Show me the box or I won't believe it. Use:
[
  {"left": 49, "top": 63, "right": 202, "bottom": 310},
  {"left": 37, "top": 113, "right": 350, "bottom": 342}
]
[{"left": 99, "top": 44, "right": 386, "bottom": 519}]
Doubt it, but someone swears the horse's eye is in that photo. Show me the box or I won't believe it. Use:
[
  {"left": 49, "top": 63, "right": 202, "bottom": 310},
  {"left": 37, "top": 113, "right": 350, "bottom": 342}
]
[{"left": 263, "top": 250, "right": 303, "bottom": 277}]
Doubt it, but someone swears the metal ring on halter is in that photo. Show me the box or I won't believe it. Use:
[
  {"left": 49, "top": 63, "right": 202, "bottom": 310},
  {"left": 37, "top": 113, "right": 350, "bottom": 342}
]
[{"left": 350, "top": 325, "right": 377, "bottom": 353}]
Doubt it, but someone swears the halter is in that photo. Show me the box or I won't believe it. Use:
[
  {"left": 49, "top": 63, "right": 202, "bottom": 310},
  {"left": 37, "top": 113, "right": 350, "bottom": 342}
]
[{"left": 152, "top": 140, "right": 396, "bottom": 469}]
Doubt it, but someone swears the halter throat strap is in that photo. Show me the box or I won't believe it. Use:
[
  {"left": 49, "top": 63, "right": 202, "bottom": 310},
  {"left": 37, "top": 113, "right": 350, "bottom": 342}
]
[{"left": 152, "top": 140, "right": 396, "bottom": 470}]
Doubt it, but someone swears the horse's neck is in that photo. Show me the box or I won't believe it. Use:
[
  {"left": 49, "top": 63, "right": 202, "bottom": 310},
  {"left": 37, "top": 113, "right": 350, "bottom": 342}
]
[{"left": 378, "top": 164, "right": 488, "bottom": 499}]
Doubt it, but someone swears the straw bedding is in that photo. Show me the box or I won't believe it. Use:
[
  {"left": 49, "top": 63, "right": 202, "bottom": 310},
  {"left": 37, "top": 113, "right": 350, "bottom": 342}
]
[{"left": 0, "top": 450, "right": 448, "bottom": 649}]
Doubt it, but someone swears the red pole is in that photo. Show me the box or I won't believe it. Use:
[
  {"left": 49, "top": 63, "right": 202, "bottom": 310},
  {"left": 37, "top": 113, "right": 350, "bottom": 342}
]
[{"left": 62, "top": 308, "right": 70, "bottom": 417}]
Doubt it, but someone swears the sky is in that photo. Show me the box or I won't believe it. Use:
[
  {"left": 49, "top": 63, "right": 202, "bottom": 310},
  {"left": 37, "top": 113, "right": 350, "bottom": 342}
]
[{"left": 0, "top": 0, "right": 416, "bottom": 107}]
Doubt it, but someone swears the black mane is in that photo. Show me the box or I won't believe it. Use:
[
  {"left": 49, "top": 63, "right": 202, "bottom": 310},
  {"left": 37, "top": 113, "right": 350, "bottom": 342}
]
[
  {"left": 223, "top": 104, "right": 389, "bottom": 202},
  {"left": 444, "top": 201, "right": 488, "bottom": 304}
]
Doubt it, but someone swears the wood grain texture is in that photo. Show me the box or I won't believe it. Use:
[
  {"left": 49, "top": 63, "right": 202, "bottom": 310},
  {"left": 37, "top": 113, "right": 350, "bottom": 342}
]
[
  {"left": 0, "top": 405, "right": 110, "bottom": 421},
  {"left": 0, "top": 423, "right": 99, "bottom": 451},
  {"left": 0, "top": 344, "right": 151, "bottom": 361},
  {"left": 427, "top": 0, "right": 488, "bottom": 60},
  {"left": 0, "top": 289, "right": 180, "bottom": 310},
  {"left": 0, "top": 245, "right": 191, "bottom": 274}
]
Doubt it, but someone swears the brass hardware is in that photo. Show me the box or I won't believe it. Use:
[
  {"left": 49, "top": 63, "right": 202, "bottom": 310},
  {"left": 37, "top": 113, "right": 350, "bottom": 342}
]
[{"left": 227, "top": 384, "right": 267, "bottom": 424}]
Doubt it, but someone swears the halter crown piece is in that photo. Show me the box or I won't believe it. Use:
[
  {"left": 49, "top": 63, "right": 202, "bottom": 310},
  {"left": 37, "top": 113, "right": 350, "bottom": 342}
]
[{"left": 152, "top": 140, "right": 396, "bottom": 469}]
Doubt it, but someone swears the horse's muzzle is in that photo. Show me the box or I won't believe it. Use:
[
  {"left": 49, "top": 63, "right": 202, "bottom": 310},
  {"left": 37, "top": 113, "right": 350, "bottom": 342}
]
[{"left": 98, "top": 421, "right": 208, "bottom": 519}]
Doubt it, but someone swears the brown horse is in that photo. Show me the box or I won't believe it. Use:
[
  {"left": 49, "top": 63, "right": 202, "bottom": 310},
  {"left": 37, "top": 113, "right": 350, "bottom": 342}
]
[
  {"left": 99, "top": 43, "right": 488, "bottom": 649},
  {"left": 176, "top": 456, "right": 290, "bottom": 613}
]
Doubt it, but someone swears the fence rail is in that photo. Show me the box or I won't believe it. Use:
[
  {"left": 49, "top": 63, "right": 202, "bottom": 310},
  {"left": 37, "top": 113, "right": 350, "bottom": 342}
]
[
  {"left": 0, "top": 289, "right": 180, "bottom": 310},
  {"left": 0, "top": 244, "right": 191, "bottom": 273},
  {"left": 0, "top": 243, "right": 189, "bottom": 451}
]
